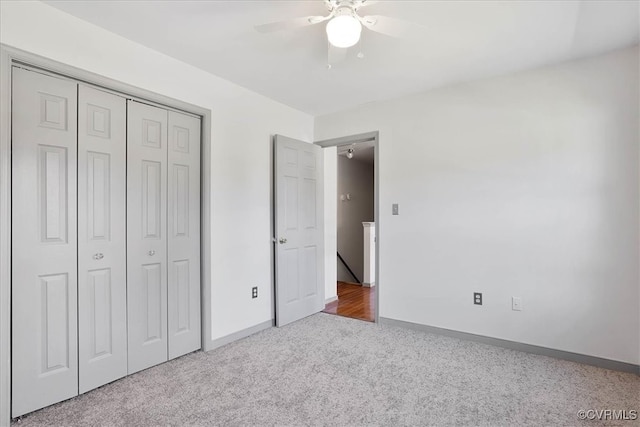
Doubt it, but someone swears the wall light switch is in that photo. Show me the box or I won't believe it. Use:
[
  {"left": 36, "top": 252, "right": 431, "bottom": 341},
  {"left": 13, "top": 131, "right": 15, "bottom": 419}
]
[
  {"left": 512, "top": 297, "right": 522, "bottom": 311},
  {"left": 392, "top": 204, "right": 399, "bottom": 215}
]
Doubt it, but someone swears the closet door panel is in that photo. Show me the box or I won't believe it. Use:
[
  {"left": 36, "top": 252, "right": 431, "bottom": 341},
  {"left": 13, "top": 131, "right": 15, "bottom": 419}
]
[
  {"left": 167, "top": 111, "right": 201, "bottom": 359},
  {"left": 78, "top": 85, "right": 127, "bottom": 393},
  {"left": 127, "top": 101, "right": 168, "bottom": 374},
  {"left": 11, "top": 67, "right": 78, "bottom": 417}
]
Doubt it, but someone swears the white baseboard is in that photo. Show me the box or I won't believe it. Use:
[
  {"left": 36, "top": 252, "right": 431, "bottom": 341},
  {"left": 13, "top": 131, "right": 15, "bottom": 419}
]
[
  {"left": 325, "top": 296, "right": 338, "bottom": 304},
  {"left": 380, "top": 317, "right": 639, "bottom": 375},
  {"left": 204, "top": 320, "right": 273, "bottom": 352}
]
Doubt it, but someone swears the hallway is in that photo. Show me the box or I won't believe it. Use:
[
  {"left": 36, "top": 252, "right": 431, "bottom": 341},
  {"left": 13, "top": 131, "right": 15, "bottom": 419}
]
[{"left": 322, "top": 281, "right": 375, "bottom": 322}]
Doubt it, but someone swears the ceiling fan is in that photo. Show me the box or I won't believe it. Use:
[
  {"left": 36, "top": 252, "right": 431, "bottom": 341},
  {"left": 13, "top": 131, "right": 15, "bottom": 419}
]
[{"left": 255, "top": 0, "right": 426, "bottom": 65}]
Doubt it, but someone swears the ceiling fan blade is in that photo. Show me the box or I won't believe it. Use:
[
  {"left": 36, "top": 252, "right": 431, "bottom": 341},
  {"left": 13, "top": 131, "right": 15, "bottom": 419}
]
[
  {"left": 254, "top": 15, "right": 328, "bottom": 33},
  {"left": 328, "top": 44, "right": 347, "bottom": 67},
  {"left": 360, "top": 15, "right": 429, "bottom": 40},
  {"left": 358, "top": 0, "right": 380, "bottom": 8}
]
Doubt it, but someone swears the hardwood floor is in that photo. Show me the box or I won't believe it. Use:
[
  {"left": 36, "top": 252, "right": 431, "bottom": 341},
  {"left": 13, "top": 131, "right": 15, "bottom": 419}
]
[{"left": 323, "top": 281, "right": 375, "bottom": 322}]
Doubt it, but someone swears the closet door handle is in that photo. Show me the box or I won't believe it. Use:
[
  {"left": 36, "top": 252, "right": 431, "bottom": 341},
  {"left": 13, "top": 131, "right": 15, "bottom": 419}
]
[
  {"left": 148, "top": 250, "right": 156, "bottom": 256},
  {"left": 93, "top": 253, "right": 104, "bottom": 260}
]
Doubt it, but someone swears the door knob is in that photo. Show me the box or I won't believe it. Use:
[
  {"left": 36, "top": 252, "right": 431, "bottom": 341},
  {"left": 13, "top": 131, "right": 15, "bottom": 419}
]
[
  {"left": 93, "top": 253, "right": 104, "bottom": 260},
  {"left": 148, "top": 250, "right": 156, "bottom": 256},
  {"left": 279, "top": 238, "right": 287, "bottom": 244}
]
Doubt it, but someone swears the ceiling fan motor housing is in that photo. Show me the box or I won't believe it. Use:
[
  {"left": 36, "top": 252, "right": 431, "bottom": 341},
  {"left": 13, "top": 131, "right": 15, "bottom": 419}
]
[{"left": 330, "top": 0, "right": 366, "bottom": 12}]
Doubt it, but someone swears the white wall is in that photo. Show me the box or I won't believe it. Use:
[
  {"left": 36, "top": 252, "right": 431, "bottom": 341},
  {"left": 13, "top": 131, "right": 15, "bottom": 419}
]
[
  {"left": 0, "top": 1, "right": 314, "bottom": 342},
  {"left": 316, "top": 46, "right": 640, "bottom": 365},
  {"left": 337, "top": 156, "right": 374, "bottom": 282}
]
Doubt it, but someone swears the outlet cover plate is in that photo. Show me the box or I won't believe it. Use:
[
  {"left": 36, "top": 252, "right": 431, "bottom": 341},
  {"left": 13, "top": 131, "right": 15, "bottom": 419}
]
[{"left": 474, "top": 292, "right": 482, "bottom": 305}]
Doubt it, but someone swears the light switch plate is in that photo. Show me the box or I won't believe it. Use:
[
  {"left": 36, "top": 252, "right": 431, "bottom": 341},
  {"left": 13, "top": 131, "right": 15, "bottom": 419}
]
[
  {"left": 392, "top": 203, "right": 399, "bottom": 215},
  {"left": 512, "top": 297, "right": 522, "bottom": 311}
]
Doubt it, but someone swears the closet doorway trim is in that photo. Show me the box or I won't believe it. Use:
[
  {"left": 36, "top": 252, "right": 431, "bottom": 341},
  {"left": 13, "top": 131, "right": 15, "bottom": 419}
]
[{"left": 0, "top": 44, "right": 214, "bottom": 426}]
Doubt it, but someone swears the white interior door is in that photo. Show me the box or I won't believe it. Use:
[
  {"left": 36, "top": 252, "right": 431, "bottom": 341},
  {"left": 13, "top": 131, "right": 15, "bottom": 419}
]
[
  {"left": 126, "top": 100, "right": 168, "bottom": 374},
  {"left": 11, "top": 67, "right": 78, "bottom": 416},
  {"left": 167, "top": 111, "right": 201, "bottom": 359},
  {"left": 274, "top": 135, "right": 324, "bottom": 327},
  {"left": 78, "top": 85, "right": 127, "bottom": 393}
]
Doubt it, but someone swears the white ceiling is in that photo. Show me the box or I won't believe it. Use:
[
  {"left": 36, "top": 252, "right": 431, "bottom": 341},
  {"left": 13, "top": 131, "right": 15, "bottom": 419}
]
[{"left": 45, "top": 0, "right": 639, "bottom": 116}]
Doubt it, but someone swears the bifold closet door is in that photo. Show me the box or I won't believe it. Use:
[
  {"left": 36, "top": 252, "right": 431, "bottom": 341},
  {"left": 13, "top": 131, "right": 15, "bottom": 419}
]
[
  {"left": 11, "top": 67, "right": 78, "bottom": 417},
  {"left": 127, "top": 101, "right": 169, "bottom": 374},
  {"left": 77, "top": 85, "right": 127, "bottom": 393},
  {"left": 167, "top": 111, "right": 201, "bottom": 359}
]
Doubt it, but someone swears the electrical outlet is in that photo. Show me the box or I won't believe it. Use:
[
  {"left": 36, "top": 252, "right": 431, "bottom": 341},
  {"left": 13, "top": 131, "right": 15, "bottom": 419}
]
[
  {"left": 512, "top": 297, "right": 522, "bottom": 311},
  {"left": 474, "top": 292, "right": 482, "bottom": 305},
  {"left": 252, "top": 286, "right": 258, "bottom": 299}
]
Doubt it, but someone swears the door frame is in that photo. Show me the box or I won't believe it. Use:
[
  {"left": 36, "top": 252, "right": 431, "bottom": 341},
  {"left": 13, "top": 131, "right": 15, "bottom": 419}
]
[
  {"left": 315, "top": 131, "right": 380, "bottom": 323},
  {"left": 0, "top": 44, "right": 214, "bottom": 424}
]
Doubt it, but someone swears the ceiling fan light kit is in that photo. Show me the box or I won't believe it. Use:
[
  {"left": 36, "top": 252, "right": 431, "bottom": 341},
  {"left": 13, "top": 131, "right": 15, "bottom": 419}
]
[
  {"left": 255, "top": 0, "right": 419, "bottom": 65},
  {"left": 326, "top": 10, "right": 362, "bottom": 48}
]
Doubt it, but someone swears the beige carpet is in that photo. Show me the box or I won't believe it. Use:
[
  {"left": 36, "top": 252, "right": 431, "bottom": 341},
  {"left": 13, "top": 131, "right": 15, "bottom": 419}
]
[{"left": 13, "top": 313, "right": 639, "bottom": 426}]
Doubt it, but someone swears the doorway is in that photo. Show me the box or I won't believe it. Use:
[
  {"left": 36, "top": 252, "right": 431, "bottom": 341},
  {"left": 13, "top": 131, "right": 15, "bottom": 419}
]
[{"left": 316, "top": 132, "right": 379, "bottom": 323}]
